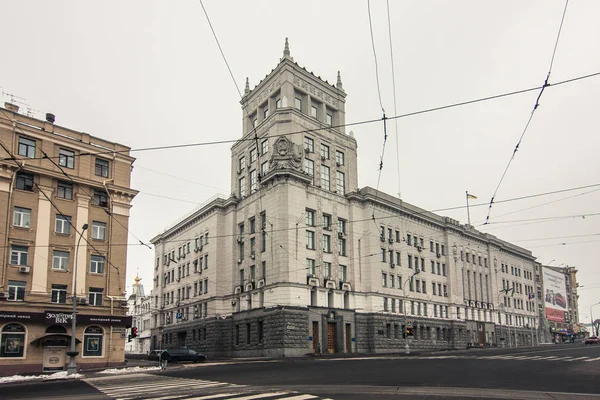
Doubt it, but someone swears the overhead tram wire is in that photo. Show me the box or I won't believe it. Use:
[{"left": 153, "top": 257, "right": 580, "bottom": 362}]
[
  {"left": 483, "top": 0, "right": 570, "bottom": 225},
  {"left": 4, "top": 70, "right": 599, "bottom": 163},
  {"left": 386, "top": 0, "right": 402, "bottom": 200}
]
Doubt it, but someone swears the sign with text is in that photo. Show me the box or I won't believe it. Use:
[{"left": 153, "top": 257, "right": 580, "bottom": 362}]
[{"left": 543, "top": 268, "right": 567, "bottom": 322}]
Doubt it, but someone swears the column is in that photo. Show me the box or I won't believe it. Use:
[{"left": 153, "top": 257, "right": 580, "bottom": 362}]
[
  {"left": 31, "top": 186, "right": 54, "bottom": 294},
  {"left": 74, "top": 194, "right": 89, "bottom": 296}
]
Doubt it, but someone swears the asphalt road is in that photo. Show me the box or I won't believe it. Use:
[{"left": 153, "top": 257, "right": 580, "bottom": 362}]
[{"left": 3, "top": 344, "right": 600, "bottom": 400}]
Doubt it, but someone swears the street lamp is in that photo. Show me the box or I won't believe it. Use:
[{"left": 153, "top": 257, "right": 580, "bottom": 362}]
[
  {"left": 67, "top": 223, "right": 88, "bottom": 375},
  {"left": 591, "top": 302, "right": 600, "bottom": 336},
  {"left": 402, "top": 269, "right": 420, "bottom": 354}
]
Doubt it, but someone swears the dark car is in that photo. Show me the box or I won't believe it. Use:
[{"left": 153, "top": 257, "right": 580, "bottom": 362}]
[
  {"left": 585, "top": 336, "right": 599, "bottom": 345},
  {"left": 165, "top": 348, "right": 207, "bottom": 363}
]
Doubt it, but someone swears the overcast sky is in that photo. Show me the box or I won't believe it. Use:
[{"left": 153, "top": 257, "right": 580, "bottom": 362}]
[{"left": 2, "top": 0, "right": 599, "bottom": 324}]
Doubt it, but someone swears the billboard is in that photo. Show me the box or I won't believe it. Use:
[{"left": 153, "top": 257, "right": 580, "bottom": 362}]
[{"left": 543, "top": 267, "right": 567, "bottom": 322}]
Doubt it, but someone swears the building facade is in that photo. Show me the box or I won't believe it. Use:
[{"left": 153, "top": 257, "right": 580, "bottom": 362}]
[
  {"left": 125, "top": 276, "right": 152, "bottom": 354},
  {"left": 539, "top": 265, "right": 580, "bottom": 343},
  {"left": 0, "top": 104, "right": 137, "bottom": 376},
  {"left": 149, "top": 40, "right": 540, "bottom": 357}
]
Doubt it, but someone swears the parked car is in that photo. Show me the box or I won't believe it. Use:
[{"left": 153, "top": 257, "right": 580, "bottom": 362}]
[
  {"left": 165, "top": 348, "right": 207, "bottom": 363},
  {"left": 554, "top": 293, "right": 566, "bottom": 308},
  {"left": 585, "top": 336, "right": 599, "bottom": 345}
]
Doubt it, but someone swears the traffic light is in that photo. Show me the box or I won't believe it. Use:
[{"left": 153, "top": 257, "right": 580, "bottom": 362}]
[
  {"left": 131, "top": 327, "right": 138, "bottom": 338},
  {"left": 405, "top": 327, "right": 414, "bottom": 337}
]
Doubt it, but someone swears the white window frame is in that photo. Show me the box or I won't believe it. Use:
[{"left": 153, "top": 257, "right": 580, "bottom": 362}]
[
  {"left": 55, "top": 215, "right": 71, "bottom": 234},
  {"left": 52, "top": 250, "right": 69, "bottom": 271},
  {"left": 250, "top": 170, "right": 257, "bottom": 193},
  {"left": 58, "top": 148, "right": 75, "bottom": 169},
  {"left": 51, "top": 285, "right": 68, "bottom": 303},
  {"left": 10, "top": 246, "right": 28, "bottom": 266},
  {"left": 18, "top": 136, "right": 36, "bottom": 158},
  {"left": 261, "top": 139, "right": 269, "bottom": 155},
  {"left": 92, "top": 221, "right": 106, "bottom": 240},
  {"left": 88, "top": 288, "right": 103, "bottom": 306},
  {"left": 320, "top": 165, "right": 330, "bottom": 190},
  {"left": 306, "top": 230, "right": 315, "bottom": 250},
  {"left": 335, "top": 150, "right": 345, "bottom": 166},
  {"left": 239, "top": 176, "right": 247, "bottom": 197},
  {"left": 90, "top": 255, "right": 105, "bottom": 274},
  {"left": 7, "top": 281, "right": 26, "bottom": 301},
  {"left": 336, "top": 171, "right": 345, "bottom": 195},
  {"left": 13, "top": 207, "right": 31, "bottom": 228}
]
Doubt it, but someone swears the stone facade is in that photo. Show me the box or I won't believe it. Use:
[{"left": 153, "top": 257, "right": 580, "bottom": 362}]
[{"left": 148, "top": 40, "right": 541, "bottom": 358}]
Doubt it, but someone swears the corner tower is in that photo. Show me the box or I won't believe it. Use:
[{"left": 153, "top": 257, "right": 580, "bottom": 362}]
[{"left": 230, "top": 38, "right": 358, "bottom": 198}]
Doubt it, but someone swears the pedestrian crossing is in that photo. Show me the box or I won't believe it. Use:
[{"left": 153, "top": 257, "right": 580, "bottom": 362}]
[
  {"left": 84, "top": 373, "right": 332, "bottom": 400},
  {"left": 408, "top": 354, "right": 600, "bottom": 362}
]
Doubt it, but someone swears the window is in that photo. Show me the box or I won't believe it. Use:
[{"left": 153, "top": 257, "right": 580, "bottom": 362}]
[
  {"left": 83, "top": 326, "right": 103, "bottom": 357},
  {"left": 408, "top": 255, "right": 412, "bottom": 269},
  {"left": 340, "top": 265, "right": 347, "bottom": 282},
  {"left": 322, "top": 214, "right": 332, "bottom": 230},
  {"left": 92, "top": 221, "right": 106, "bottom": 240},
  {"left": 250, "top": 170, "right": 257, "bottom": 193},
  {"left": 239, "top": 156, "right": 246, "bottom": 172},
  {"left": 90, "top": 255, "right": 105, "bottom": 274},
  {"left": 239, "top": 176, "right": 247, "bottom": 197},
  {"left": 250, "top": 148, "right": 257, "bottom": 163},
  {"left": 390, "top": 275, "right": 395, "bottom": 288},
  {"left": 276, "top": 98, "right": 281, "bottom": 109},
  {"left": 381, "top": 248, "right": 387, "bottom": 262},
  {"left": 311, "top": 105, "right": 317, "bottom": 118},
  {"left": 322, "top": 234, "right": 331, "bottom": 253},
  {"left": 95, "top": 158, "right": 109, "bottom": 177},
  {"left": 55, "top": 215, "right": 71, "bottom": 234},
  {"left": 304, "top": 137, "right": 314, "bottom": 153},
  {"left": 93, "top": 190, "right": 108, "bottom": 207},
  {"left": 441, "top": 245, "right": 445, "bottom": 255},
  {"left": 323, "top": 262, "right": 331, "bottom": 277},
  {"left": 18, "top": 137, "right": 36, "bottom": 158},
  {"left": 10, "top": 246, "right": 28, "bottom": 266},
  {"left": 303, "top": 159, "right": 314, "bottom": 181},
  {"left": 89, "top": 287, "right": 103, "bottom": 306},
  {"left": 261, "top": 139, "right": 269, "bottom": 155},
  {"left": 0, "top": 324, "right": 26, "bottom": 358},
  {"left": 432, "top": 282, "right": 437, "bottom": 295},
  {"left": 335, "top": 150, "right": 344, "bottom": 166},
  {"left": 260, "top": 161, "right": 269, "bottom": 177},
  {"left": 13, "top": 207, "right": 31, "bottom": 228},
  {"left": 306, "top": 231, "right": 315, "bottom": 250},
  {"left": 407, "top": 233, "right": 411, "bottom": 244},
  {"left": 15, "top": 173, "right": 34, "bottom": 191},
  {"left": 396, "top": 252, "right": 401, "bottom": 265},
  {"left": 7, "top": 281, "right": 26, "bottom": 301},
  {"left": 295, "top": 97, "right": 302, "bottom": 111},
  {"left": 320, "top": 165, "right": 330, "bottom": 190},
  {"left": 59, "top": 148, "right": 75, "bottom": 169},
  {"left": 320, "top": 144, "right": 330, "bottom": 160},
  {"left": 305, "top": 210, "right": 315, "bottom": 227},
  {"left": 307, "top": 258, "right": 316, "bottom": 276},
  {"left": 335, "top": 171, "right": 345, "bottom": 195},
  {"left": 382, "top": 273, "right": 387, "bottom": 287},
  {"left": 338, "top": 218, "right": 346, "bottom": 234},
  {"left": 52, "top": 250, "right": 69, "bottom": 271},
  {"left": 263, "top": 108, "right": 269, "bottom": 119},
  {"left": 326, "top": 113, "right": 333, "bottom": 126},
  {"left": 57, "top": 181, "right": 73, "bottom": 200},
  {"left": 338, "top": 237, "right": 346, "bottom": 256},
  {"left": 51, "top": 284, "right": 68, "bottom": 303}
]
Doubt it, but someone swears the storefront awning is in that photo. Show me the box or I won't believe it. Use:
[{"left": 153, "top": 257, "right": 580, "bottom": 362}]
[{"left": 30, "top": 334, "right": 81, "bottom": 346}]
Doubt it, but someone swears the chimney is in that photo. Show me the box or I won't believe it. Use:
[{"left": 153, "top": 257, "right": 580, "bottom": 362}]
[
  {"left": 45, "top": 113, "right": 55, "bottom": 124},
  {"left": 4, "top": 102, "right": 19, "bottom": 113}
]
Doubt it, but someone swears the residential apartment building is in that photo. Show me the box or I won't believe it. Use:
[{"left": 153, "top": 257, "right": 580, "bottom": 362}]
[
  {"left": 125, "top": 275, "right": 152, "bottom": 354},
  {"left": 0, "top": 104, "right": 137, "bottom": 376},
  {"left": 149, "top": 40, "right": 539, "bottom": 357},
  {"left": 539, "top": 265, "right": 580, "bottom": 343}
]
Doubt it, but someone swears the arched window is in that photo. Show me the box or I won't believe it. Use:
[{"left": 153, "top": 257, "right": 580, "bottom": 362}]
[
  {"left": 45, "top": 325, "right": 67, "bottom": 334},
  {"left": 1, "top": 323, "right": 25, "bottom": 358},
  {"left": 83, "top": 326, "right": 103, "bottom": 357}
]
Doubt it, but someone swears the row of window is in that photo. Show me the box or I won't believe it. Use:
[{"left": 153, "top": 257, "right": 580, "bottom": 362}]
[
  {"left": 162, "top": 233, "right": 209, "bottom": 266},
  {"left": 303, "top": 158, "right": 346, "bottom": 194},
  {"left": 501, "top": 263, "right": 531, "bottom": 280},
  {"left": 305, "top": 231, "right": 347, "bottom": 255},
  {"left": 460, "top": 250, "right": 488, "bottom": 268},
  {"left": 7, "top": 282, "right": 104, "bottom": 305},
  {"left": 294, "top": 95, "right": 334, "bottom": 126},
  {"left": 162, "top": 255, "right": 209, "bottom": 286},
  {"left": 306, "top": 259, "right": 347, "bottom": 281},
  {"left": 12, "top": 208, "right": 107, "bottom": 238},
  {"left": 9, "top": 245, "right": 106, "bottom": 273},
  {"left": 162, "top": 278, "right": 209, "bottom": 307},
  {"left": 13, "top": 172, "right": 109, "bottom": 206},
  {"left": 380, "top": 322, "right": 452, "bottom": 341},
  {"left": 0, "top": 323, "right": 104, "bottom": 358},
  {"left": 234, "top": 321, "right": 264, "bottom": 346},
  {"left": 239, "top": 261, "right": 267, "bottom": 285},
  {"left": 17, "top": 136, "right": 111, "bottom": 177},
  {"left": 382, "top": 297, "right": 450, "bottom": 319},
  {"left": 305, "top": 210, "right": 346, "bottom": 232}
]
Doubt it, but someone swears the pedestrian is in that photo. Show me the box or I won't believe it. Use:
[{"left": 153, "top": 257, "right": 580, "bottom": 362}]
[{"left": 160, "top": 349, "right": 171, "bottom": 370}]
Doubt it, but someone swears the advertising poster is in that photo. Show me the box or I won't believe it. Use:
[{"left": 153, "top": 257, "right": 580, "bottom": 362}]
[{"left": 543, "top": 267, "right": 567, "bottom": 322}]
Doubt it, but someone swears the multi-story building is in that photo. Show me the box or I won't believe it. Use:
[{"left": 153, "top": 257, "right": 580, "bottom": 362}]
[
  {"left": 125, "top": 275, "right": 152, "bottom": 354},
  {"left": 540, "top": 264, "right": 580, "bottom": 343},
  {"left": 149, "top": 40, "right": 539, "bottom": 357},
  {"left": 0, "top": 104, "right": 137, "bottom": 376}
]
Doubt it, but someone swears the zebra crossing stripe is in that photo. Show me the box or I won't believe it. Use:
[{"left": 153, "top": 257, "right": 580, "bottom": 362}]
[
  {"left": 282, "top": 395, "right": 320, "bottom": 400},
  {"left": 180, "top": 394, "right": 244, "bottom": 400},
  {"left": 221, "top": 392, "right": 292, "bottom": 400},
  {"left": 566, "top": 356, "right": 589, "bottom": 362},
  {"left": 584, "top": 356, "right": 600, "bottom": 362}
]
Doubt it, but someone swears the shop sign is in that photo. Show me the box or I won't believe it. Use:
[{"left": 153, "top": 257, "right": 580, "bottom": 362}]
[{"left": 45, "top": 311, "right": 73, "bottom": 325}]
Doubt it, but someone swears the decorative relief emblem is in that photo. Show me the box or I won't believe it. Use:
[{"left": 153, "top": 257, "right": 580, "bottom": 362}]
[{"left": 269, "top": 136, "right": 302, "bottom": 171}]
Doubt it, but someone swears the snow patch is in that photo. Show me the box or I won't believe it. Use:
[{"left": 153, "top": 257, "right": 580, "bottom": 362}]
[
  {"left": 99, "top": 366, "right": 161, "bottom": 374},
  {"left": 0, "top": 371, "right": 83, "bottom": 384}
]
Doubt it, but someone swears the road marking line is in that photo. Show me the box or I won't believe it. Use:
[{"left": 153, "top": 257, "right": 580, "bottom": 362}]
[
  {"left": 223, "top": 392, "right": 291, "bottom": 399},
  {"left": 105, "top": 382, "right": 230, "bottom": 395},
  {"left": 584, "top": 356, "right": 600, "bottom": 362},
  {"left": 566, "top": 357, "right": 589, "bottom": 362},
  {"left": 173, "top": 394, "right": 241, "bottom": 400},
  {"left": 282, "top": 395, "right": 319, "bottom": 400}
]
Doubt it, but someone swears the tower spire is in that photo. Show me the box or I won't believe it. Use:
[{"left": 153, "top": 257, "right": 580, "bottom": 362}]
[
  {"left": 281, "top": 37, "right": 293, "bottom": 61},
  {"left": 244, "top": 77, "right": 250, "bottom": 95},
  {"left": 336, "top": 71, "right": 344, "bottom": 91}
]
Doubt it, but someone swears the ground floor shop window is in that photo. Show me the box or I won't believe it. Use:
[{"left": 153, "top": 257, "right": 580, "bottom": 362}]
[
  {"left": 1, "top": 323, "right": 25, "bottom": 358},
  {"left": 83, "top": 326, "right": 103, "bottom": 357}
]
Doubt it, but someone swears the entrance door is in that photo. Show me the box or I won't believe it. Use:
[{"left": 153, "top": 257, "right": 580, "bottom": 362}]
[
  {"left": 345, "top": 323, "right": 351, "bottom": 353},
  {"left": 43, "top": 347, "right": 66, "bottom": 372},
  {"left": 327, "top": 322, "right": 336, "bottom": 354},
  {"left": 312, "top": 322, "right": 319, "bottom": 353}
]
